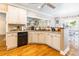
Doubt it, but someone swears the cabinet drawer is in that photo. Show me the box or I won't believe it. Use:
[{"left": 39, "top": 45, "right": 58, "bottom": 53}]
[{"left": 7, "top": 33, "right": 17, "bottom": 37}]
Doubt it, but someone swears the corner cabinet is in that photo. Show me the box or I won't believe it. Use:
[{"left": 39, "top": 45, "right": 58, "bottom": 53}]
[{"left": 7, "top": 5, "right": 27, "bottom": 24}]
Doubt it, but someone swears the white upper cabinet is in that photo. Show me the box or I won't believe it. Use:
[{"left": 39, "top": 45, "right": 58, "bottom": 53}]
[
  {"left": 7, "top": 5, "right": 18, "bottom": 24},
  {"left": 19, "top": 8, "right": 27, "bottom": 24},
  {"left": 7, "top": 5, "right": 27, "bottom": 24}
]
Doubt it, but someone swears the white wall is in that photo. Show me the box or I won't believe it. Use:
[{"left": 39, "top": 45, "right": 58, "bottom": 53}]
[
  {"left": 0, "top": 13, "right": 6, "bottom": 35},
  {"left": 54, "top": 3, "right": 79, "bottom": 16}
]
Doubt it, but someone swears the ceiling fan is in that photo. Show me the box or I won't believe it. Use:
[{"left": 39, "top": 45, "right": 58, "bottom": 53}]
[{"left": 38, "top": 3, "right": 55, "bottom": 9}]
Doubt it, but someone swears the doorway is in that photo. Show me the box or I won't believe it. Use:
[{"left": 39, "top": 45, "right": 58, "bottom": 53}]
[{"left": 0, "top": 13, "right": 6, "bottom": 51}]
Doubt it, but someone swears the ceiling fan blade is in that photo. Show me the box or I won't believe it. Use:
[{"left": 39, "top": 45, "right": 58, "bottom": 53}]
[
  {"left": 47, "top": 3, "right": 55, "bottom": 9},
  {"left": 40, "top": 3, "right": 46, "bottom": 8},
  {"left": 38, "top": 3, "right": 46, "bottom": 9}
]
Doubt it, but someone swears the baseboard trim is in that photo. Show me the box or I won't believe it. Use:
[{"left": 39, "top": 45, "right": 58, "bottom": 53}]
[{"left": 60, "top": 46, "right": 70, "bottom": 55}]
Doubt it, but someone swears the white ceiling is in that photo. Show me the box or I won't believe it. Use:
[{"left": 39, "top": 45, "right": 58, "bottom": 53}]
[
  {"left": 10, "top": 3, "right": 79, "bottom": 17},
  {"left": 16, "top": 3, "right": 63, "bottom": 16}
]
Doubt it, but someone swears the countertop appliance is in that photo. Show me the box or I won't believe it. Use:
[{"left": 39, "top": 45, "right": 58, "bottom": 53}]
[{"left": 51, "top": 27, "right": 55, "bottom": 31}]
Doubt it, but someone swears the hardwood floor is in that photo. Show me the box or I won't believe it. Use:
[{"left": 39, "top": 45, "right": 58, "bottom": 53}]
[
  {"left": 0, "top": 44, "right": 62, "bottom": 56},
  {"left": 0, "top": 35, "right": 6, "bottom": 51}
]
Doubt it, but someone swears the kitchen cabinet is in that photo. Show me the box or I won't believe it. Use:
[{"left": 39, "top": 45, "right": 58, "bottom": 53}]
[
  {"left": 28, "top": 30, "right": 64, "bottom": 51},
  {"left": 28, "top": 32, "right": 38, "bottom": 43},
  {"left": 52, "top": 34, "right": 61, "bottom": 50},
  {"left": 45, "top": 33, "right": 53, "bottom": 46},
  {"left": 46, "top": 33, "right": 61, "bottom": 50},
  {"left": 28, "top": 32, "right": 46, "bottom": 44},
  {"left": 38, "top": 32, "right": 46, "bottom": 44},
  {"left": 29, "top": 32, "right": 38, "bottom": 43},
  {"left": 28, "top": 32, "right": 32, "bottom": 43},
  {"left": 0, "top": 4, "right": 8, "bottom": 13},
  {"left": 6, "top": 33, "right": 17, "bottom": 50},
  {"left": 32, "top": 32, "right": 38, "bottom": 43},
  {"left": 7, "top": 5, "right": 18, "bottom": 24},
  {"left": 19, "top": 8, "right": 27, "bottom": 24},
  {"left": 7, "top": 5, "right": 27, "bottom": 24}
]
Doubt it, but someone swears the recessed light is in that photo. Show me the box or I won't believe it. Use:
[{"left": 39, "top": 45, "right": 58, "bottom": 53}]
[{"left": 37, "top": 6, "right": 41, "bottom": 9}]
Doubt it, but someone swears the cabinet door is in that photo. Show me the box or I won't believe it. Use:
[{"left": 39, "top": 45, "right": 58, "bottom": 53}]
[
  {"left": 52, "top": 34, "right": 60, "bottom": 50},
  {"left": 45, "top": 33, "right": 52, "bottom": 46},
  {"left": 38, "top": 32, "right": 46, "bottom": 44},
  {"left": 32, "top": 32, "right": 38, "bottom": 43},
  {"left": 7, "top": 5, "right": 18, "bottom": 24},
  {"left": 19, "top": 8, "right": 27, "bottom": 24},
  {"left": 0, "top": 4, "right": 8, "bottom": 12},
  {"left": 6, "top": 33, "right": 17, "bottom": 50},
  {"left": 28, "top": 32, "right": 32, "bottom": 43}
]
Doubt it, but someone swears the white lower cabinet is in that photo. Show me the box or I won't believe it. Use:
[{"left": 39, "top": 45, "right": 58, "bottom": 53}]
[
  {"left": 28, "top": 32, "right": 46, "bottom": 44},
  {"left": 28, "top": 32, "right": 38, "bottom": 43},
  {"left": 6, "top": 33, "right": 17, "bottom": 50},
  {"left": 38, "top": 32, "right": 46, "bottom": 44},
  {"left": 28, "top": 32, "right": 32, "bottom": 43},
  {"left": 28, "top": 31, "right": 62, "bottom": 51},
  {"left": 51, "top": 34, "right": 61, "bottom": 50},
  {"left": 52, "top": 37, "right": 60, "bottom": 50},
  {"left": 32, "top": 32, "right": 38, "bottom": 43},
  {"left": 45, "top": 33, "right": 52, "bottom": 46}
]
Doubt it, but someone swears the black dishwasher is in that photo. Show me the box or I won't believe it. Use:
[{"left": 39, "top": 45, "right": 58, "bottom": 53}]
[{"left": 18, "top": 32, "right": 28, "bottom": 47}]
